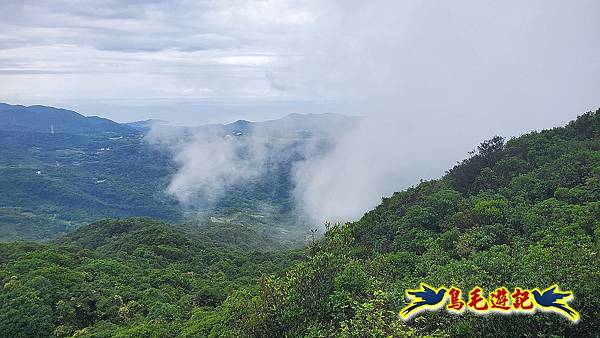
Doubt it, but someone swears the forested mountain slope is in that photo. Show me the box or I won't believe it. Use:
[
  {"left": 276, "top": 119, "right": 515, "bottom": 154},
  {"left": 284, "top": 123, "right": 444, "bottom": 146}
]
[
  {"left": 0, "top": 103, "right": 133, "bottom": 134},
  {"left": 0, "top": 218, "right": 305, "bottom": 337},
  {"left": 219, "top": 109, "right": 600, "bottom": 337}
]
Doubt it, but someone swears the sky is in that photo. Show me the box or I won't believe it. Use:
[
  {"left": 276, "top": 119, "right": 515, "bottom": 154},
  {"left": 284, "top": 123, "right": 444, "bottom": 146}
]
[
  {"left": 0, "top": 0, "right": 333, "bottom": 124},
  {"left": 2, "top": 1, "right": 600, "bottom": 222},
  {"left": 1, "top": 1, "right": 597, "bottom": 126}
]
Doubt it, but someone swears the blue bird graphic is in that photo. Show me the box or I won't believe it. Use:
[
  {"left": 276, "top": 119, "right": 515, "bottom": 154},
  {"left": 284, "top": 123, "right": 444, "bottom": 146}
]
[
  {"left": 532, "top": 285, "right": 580, "bottom": 322},
  {"left": 400, "top": 283, "right": 447, "bottom": 319}
]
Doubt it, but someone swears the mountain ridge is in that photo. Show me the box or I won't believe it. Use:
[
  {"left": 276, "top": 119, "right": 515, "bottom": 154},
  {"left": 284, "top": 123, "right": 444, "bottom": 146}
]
[
  {"left": 144, "top": 112, "right": 359, "bottom": 138},
  {"left": 0, "top": 103, "right": 135, "bottom": 134}
]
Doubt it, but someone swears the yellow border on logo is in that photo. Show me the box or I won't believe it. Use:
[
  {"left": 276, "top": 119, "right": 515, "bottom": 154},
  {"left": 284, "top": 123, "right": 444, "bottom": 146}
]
[
  {"left": 399, "top": 283, "right": 579, "bottom": 323},
  {"left": 446, "top": 285, "right": 466, "bottom": 314},
  {"left": 466, "top": 285, "right": 490, "bottom": 315},
  {"left": 400, "top": 283, "right": 447, "bottom": 320},
  {"left": 531, "top": 284, "right": 580, "bottom": 323},
  {"left": 488, "top": 287, "right": 512, "bottom": 314}
]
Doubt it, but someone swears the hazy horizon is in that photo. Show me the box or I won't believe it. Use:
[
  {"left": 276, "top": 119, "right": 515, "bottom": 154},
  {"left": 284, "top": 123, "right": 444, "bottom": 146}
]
[
  {"left": 1, "top": 1, "right": 598, "bottom": 128},
  {"left": 1, "top": 99, "right": 355, "bottom": 126},
  {"left": 2, "top": 0, "right": 599, "bottom": 222}
]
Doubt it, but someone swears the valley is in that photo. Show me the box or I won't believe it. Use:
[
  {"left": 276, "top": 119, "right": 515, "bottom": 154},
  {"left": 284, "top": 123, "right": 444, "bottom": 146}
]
[
  {"left": 0, "top": 103, "right": 356, "bottom": 247},
  {"left": 0, "top": 105, "right": 598, "bottom": 336}
]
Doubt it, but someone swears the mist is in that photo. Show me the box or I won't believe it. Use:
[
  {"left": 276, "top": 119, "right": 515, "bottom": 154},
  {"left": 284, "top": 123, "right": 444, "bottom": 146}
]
[
  {"left": 282, "top": 1, "right": 600, "bottom": 223},
  {"left": 150, "top": 1, "right": 599, "bottom": 225},
  {"left": 146, "top": 115, "right": 355, "bottom": 214},
  {"left": 147, "top": 125, "right": 280, "bottom": 208},
  {"left": 161, "top": 133, "right": 266, "bottom": 206}
]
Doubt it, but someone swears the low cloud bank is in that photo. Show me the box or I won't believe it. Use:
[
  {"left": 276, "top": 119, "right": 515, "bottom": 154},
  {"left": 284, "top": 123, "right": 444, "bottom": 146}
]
[{"left": 150, "top": 1, "right": 600, "bottom": 226}]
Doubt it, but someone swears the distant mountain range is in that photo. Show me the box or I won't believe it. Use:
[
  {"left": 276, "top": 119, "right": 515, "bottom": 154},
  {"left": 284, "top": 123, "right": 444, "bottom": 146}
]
[
  {"left": 0, "top": 102, "right": 358, "bottom": 243},
  {"left": 0, "top": 103, "right": 134, "bottom": 134},
  {"left": 0, "top": 102, "right": 359, "bottom": 138},
  {"left": 140, "top": 112, "right": 360, "bottom": 139},
  {"left": 124, "top": 119, "right": 169, "bottom": 132},
  {"left": 223, "top": 112, "right": 359, "bottom": 138}
]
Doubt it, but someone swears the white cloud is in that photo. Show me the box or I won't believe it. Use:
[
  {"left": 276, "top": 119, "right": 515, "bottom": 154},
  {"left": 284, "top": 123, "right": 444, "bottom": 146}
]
[
  {"left": 278, "top": 0, "right": 600, "bottom": 223},
  {"left": 163, "top": 134, "right": 267, "bottom": 206}
]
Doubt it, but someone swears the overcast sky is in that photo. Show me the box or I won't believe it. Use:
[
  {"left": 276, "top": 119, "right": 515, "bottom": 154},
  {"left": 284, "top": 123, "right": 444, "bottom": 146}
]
[{"left": 0, "top": 0, "right": 598, "bottom": 127}]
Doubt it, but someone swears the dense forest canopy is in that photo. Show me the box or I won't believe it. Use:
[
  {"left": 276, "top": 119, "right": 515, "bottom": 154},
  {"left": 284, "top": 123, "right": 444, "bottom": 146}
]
[{"left": 0, "top": 109, "right": 598, "bottom": 337}]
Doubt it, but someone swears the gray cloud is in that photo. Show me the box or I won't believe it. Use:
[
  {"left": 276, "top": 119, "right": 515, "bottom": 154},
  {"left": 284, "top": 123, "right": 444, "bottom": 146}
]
[
  {"left": 0, "top": 0, "right": 315, "bottom": 122},
  {"left": 0, "top": 1, "right": 312, "bottom": 53},
  {"left": 276, "top": 0, "right": 600, "bottom": 222}
]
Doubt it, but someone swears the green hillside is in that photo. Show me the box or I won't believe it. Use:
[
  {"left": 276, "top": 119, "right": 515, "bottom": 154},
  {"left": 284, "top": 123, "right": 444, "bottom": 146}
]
[
  {"left": 0, "top": 103, "right": 133, "bottom": 134},
  {"left": 0, "top": 109, "right": 598, "bottom": 337},
  {"left": 217, "top": 109, "right": 600, "bottom": 337},
  {"left": 0, "top": 218, "right": 305, "bottom": 337},
  {"left": 0, "top": 131, "right": 183, "bottom": 241}
]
